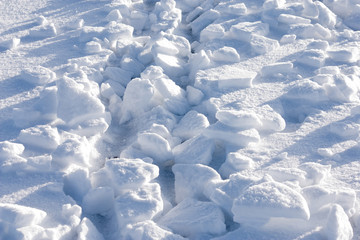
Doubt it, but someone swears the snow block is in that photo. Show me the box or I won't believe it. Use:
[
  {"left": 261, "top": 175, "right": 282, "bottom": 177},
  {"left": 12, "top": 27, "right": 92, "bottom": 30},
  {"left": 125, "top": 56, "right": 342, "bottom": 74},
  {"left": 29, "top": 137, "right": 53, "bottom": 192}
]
[
  {"left": 186, "top": 86, "right": 204, "bottom": 105},
  {"left": 327, "top": 48, "right": 359, "bottom": 63},
  {"left": 153, "top": 54, "right": 186, "bottom": 78},
  {"left": 229, "top": 21, "right": 269, "bottom": 42},
  {"left": 289, "top": 23, "right": 332, "bottom": 40},
  {"left": 172, "top": 164, "right": 222, "bottom": 203},
  {"left": 77, "top": 218, "right": 105, "bottom": 240},
  {"left": 200, "top": 24, "right": 225, "bottom": 42},
  {"left": 329, "top": 121, "right": 360, "bottom": 139},
  {"left": 18, "top": 125, "right": 60, "bottom": 151},
  {"left": 250, "top": 34, "right": 279, "bottom": 55},
  {"left": 299, "top": 162, "right": 331, "bottom": 186},
  {"left": 211, "top": 46, "right": 240, "bottom": 63},
  {"left": 190, "top": 9, "right": 220, "bottom": 35},
  {"left": 114, "top": 183, "right": 163, "bottom": 226},
  {"left": 123, "top": 220, "right": 185, "bottom": 240},
  {"left": 266, "top": 166, "right": 307, "bottom": 184},
  {"left": 232, "top": 181, "right": 310, "bottom": 225},
  {"left": 173, "top": 135, "right": 214, "bottom": 165},
  {"left": 103, "top": 66, "right": 133, "bottom": 87},
  {"left": 214, "top": 2, "right": 247, "bottom": 16},
  {"left": 195, "top": 66, "right": 256, "bottom": 95},
  {"left": 204, "top": 122, "right": 260, "bottom": 147},
  {"left": 324, "top": 204, "right": 353, "bottom": 240},
  {"left": 82, "top": 187, "right": 114, "bottom": 215},
  {"left": 0, "top": 203, "right": 46, "bottom": 228},
  {"left": 158, "top": 198, "right": 226, "bottom": 237},
  {"left": 278, "top": 14, "right": 311, "bottom": 25},
  {"left": 63, "top": 168, "right": 91, "bottom": 202},
  {"left": 261, "top": 61, "right": 293, "bottom": 76},
  {"left": 255, "top": 105, "right": 286, "bottom": 132},
  {"left": 0, "top": 141, "right": 24, "bottom": 158},
  {"left": 136, "top": 132, "right": 172, "bottom": 165},
  {"left": 215, "top": 109, "right": 262, "bottom": 130},
  {"left": 105, "top": 21, "right": 134, "bottom": 42},
  {"left": 172, "top": 110, "right": 209, "bottom": 140},
  {"left": 21, "top": 66, "right": 56, "bottom": 85},
  {"left": 219, "top": 152, "right": 254, "bottom": 178},
  {"left": 29, "top": 23, "right": 57, "bottom": 38},
  {"left": 104, "top": 158, "right": 159, "bottom": 194}
]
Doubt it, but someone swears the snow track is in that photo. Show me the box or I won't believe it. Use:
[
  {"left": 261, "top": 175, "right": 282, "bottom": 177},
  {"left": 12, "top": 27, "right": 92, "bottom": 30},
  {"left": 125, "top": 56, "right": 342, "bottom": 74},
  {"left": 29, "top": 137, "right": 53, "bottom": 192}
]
[{"left": 1, "top": 0, "right": 360, "bottom": 239}]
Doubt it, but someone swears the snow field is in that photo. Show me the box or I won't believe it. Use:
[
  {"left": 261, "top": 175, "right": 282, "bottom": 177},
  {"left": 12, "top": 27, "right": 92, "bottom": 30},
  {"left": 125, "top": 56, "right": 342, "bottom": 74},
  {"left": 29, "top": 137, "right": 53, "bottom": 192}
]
[{"left": 1, "top": 0, "right": 360, "bottom": 239}]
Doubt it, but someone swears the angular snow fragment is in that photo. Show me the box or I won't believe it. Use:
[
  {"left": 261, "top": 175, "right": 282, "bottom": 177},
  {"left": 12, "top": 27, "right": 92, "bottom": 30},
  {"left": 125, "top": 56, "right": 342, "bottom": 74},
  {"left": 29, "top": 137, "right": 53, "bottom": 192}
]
[
  {"left": 104, "top": 158, "right": 159, "bottom": 194},
  {"left": 186, "top": 86, "right": 204, "bottom": 105},
  {"left": 190, "top": 9, "right": 220, "bottom": 35},
  {"left": 329, "top": 121, "right": 360, "bottom": 139},
  {"left": 29, "top": 23, "right": 57, "bottom": 38},
  {"left": 299, "top": 162, "right": 331, "bottom": 186},
  {"left": 77, "top": 218, "right": 104, "bottom": 240},
  {"left": 290, "top": 23, "right": 332, "bottom": 40},
  {"left": 152, "top": 38, "right": 179, "bottom": 56},
  {"left": 154, "top": 54, "right": 186, "bottom": 78},
  {"left": 315, "top": 1, "right": 337, "bottom": 29},
  {"left": 82, "top": 187, "right": 114, "bottom": 215},
  {"left": 63, "top": 168, "right": 91, "bottom": 202},
  {"left": 79, "top": 26, "right": 105, "bottom": 42},
  {"left": 211, "top": 46, "right": 240, "bottom": 63},
  {"left": 297, "top": 49, "right": 327, "bottom": 68},
  {"left": 123, "top": 220, "right": 185, "bottom": 240},
  {"left": 278, "top": 14, "right": 311, "bottom": 25},
  {"left": 84, "top": 41, "right": 102, "bottom": 54},
  {"left": 0, "top": 37, "right": 20, "bottom": 50},
  {"left": 115, "top": 183, "right": 163, "bottom": 226},
  {"left": 200, "top": 24, "right": 225, "bottom": 42},
  {"left": 324, "top": 204, "right": 353, "bottom": 240},
  {"left": 173, "top": 135, "right": 214, "bottom": 165},
  {"left": 204, "top": 122, "right": 260, "bottom": 147},
  {"left": 129, "top": 10, "right": 148, "bottom": 33},
  {"left": 229, "top": 21, "right": 269, "bottom": 42},
  {"left": 302, "top": 0, "right": 319, "bottom": 19},
  {"left": 261, "top": 61, "right": 293, "bottom": 76},
  {"left": 255, "top": 105, "right": 286, "bottom": 132},
  {"left": 307, "top": 40, "right": 329, "bottom": 51},
  {"left": 0, "top": 141, "right": 24, "bottom": 158},
  {"left": 215, "top": 109, "right": 262, "bottom": 130},
  {"left": 120, "top": 56, "right": 145, "bottom": 77},
  {"left": 219, "top": 152, "right": 254, "bottom": 178},
  {"left": 173, "top": 110, "right": 209, "bottom": 140},
  {"left": 324, "top": 74, "right": 358, "bottom": 102},
  {"left": 327, "top": 48, "right": 359, "bottom": 63},
  {"left": 106, "top": 9, "right": 122, "bottom": 22},
  {"left": 285, "top": 79, "right": 328, "bottom": 103},
  {"left": 158, "top": 198, "right": 226, "bottom": 237},
  {"left": 195, "top": 66, "right": 256, "bottom": 95},
  {"left": 266, "top": 166, "right": 307, "bottom": 184},
  {"left": 280, "top": 34, "right": 296, "bottom": 44},
  {"left": 18, "top": 125, "right": 60, "bottom": 151},
  {"left": 214, "top": 2, "right": 247, "bottom": 16},
  {"left": 103, "top": 66, "right": 133, "bottom": 87},
  {"left": 137, "top": 132, "right": 172, "bottom": 165},
  {"left": 0, "top": 203, "right": 46, "bottom": 228},
  {"left": 232, "top": 181, "right": 310, "bottom": 225},
  {"left": 250, "top": 34, "right": 279, "bottom": 55},
  {"left": 21, "top": 65, "right": 56, "bottom": 85},
  {"left": 105, "top": 21, "right": 134, "bottom": 42}
]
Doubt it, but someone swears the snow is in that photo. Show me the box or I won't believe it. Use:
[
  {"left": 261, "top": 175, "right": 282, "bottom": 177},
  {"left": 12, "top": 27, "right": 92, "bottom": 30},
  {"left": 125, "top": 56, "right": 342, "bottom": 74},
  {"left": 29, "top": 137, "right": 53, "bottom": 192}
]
[{"left": 1, "top": 0, "right": 360, "bottom": 239}]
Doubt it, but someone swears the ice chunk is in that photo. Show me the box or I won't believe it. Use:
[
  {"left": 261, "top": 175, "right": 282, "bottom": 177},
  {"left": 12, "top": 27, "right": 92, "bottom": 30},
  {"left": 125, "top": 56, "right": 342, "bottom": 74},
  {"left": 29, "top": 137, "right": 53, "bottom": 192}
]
[
  {"left": 215, "top": 109, "right": 262, "bottom": 130},
  {"left": 158, "top": 198, "right": 226, "bottom": 237},
  {"left": 172, "top": 164, "right": 222, "bottom": 203},
  {"left": 106, "top": 9, "right": 122, "bottom": 22},
  {"left": 219, "top": 152, "right": 254, "bottom": 178},
  {"left": 200, "top": 24, "right": 225, "bottom": 42},
  {"left": 302, "top": 0, "right": 319, "bottom": 19},
  {"left": 173, "top": 135, "right": 214, "bottom": 165},
  {"left": 63, "top": 168, "right": 91, "bottom": 202},
  {"left": 195, "top": 66, "right": 256, "bottom": 95},
  {"left": 290, "top": 23, "right": 332, "bottom": 40},
  {"left": 211, "top": 47, "right": 240, "bottom": 63},
  {"left": 18, "top": 125, "right": 60, "bottom": 151},
  {"left": 120, "top": 56, "right": 145, "bottom": 77},
  {"left": 214, "top": 2, "right": 247, "bottom": 16},
  {"left": 154, "top": 54, "right": 186, "bottom": 78},
  {"left": 255, "top": 105, "right": 286, "bottom": 132},
  {"left": 232, "top": 181, "right": 310, "bottom": 225},
  {"left": 103, "top": 66, "right": 133, "bottom": 87},
  {"left": 0, "top": 203, "right": 46, "bottom": 228},
  {"left": 77, "top": 218, "right": 104, "bottom": 240},
  {"left": 0, "top": 141, "right": 24, "bottom": 158},
  {"left": 324, "top": 204, "right": 353, "bottom": 240},
  {"left": 114, "top": 183, "right": 163, "bottom": 226},
  {"left": 261, "top": 62, "right": 293, "bottom": 76},
  {"left": 123, "top": 220, "right": 185, "bottom": 240},
  {"left": 190, "top": 9, "right": 220, "bottom": 35},
  {"left": 229, "top": 21, "right": 269, "bottom": 42},
  {"left": 297, "top": 49, "right": 326, "bottom": 68},
  {"left": 136, "top": 133, "right": 172, "bottom": 165},
  {"left": 104, "top": 158, "right": 159, "bottom": 194},
  {"left": 327, "top": 47, "right": 359, "bottom": 63},
  {"left": 250, "top": 34, "right": 279, "bottom": 55},
  {"left": 173, "top": 110, "right": 209, "bottom": 140},
  {"left": 105, "top": 21, "right": 134, "bottom": 42},
  {"left": 204, "top": 122, "right": 260, "bottom": 147},
  {"left": 21, "top": 65, "right": 56, "bottom": 85},
  {"left": 82, "top": 187, "right": 114, "bottom": 215},
  {"left": 278, "top": 14, "right": 311, "bottom": 25},
  {"left": 152, "top": 38, "right": 179, "bottom": 56}
]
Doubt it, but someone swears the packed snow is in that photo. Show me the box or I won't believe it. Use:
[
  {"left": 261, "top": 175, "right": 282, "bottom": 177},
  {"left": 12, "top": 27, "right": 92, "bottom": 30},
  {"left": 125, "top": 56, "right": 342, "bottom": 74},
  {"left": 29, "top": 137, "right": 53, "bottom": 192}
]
[{"left": 1, "top": 0, "right": 360, "bottom": 239}]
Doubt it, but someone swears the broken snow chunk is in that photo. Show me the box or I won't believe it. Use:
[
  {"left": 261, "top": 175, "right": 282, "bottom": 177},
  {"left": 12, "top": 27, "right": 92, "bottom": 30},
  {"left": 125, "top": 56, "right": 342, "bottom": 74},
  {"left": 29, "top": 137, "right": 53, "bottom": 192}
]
[
  {"left": 280, "top": 34, "right": 296, "bottom": 44},
  {"left": 104, "top": 158, "right": 159, "bottom": 194},
  {"left": 82, "top": 187, "right": 114, "bottom": 215},
  {"left": 232, "top": 181, "right": 310, "bottom": 226},
  {"left": 250, "top": 34, "right": 279, "bottom": 55},
  {"left": 317, "top": 147, "right": 334, "bottom": 157},
  {"left": 278, "top": 14, "right": 311, "bottom": 25},
  {"left": 297, "top": 49, "right": 326, "bottom": 68},
  {"left": 77, "top": 217, "right": 105, "bottom": 240},
  {"left": 0, "top": 203, "right": 47, "bottom": 228},
  {"left": 79, "top": 26, "right": 105, "bottom": 42},
  {"left": 18, "top": 125, "right": 60, "bottom": 151},
  {"left": 123, "top": 220, "right": 185, "bottom": 240},
  {"left": 263, "top": 0, "right": 286, "bottom": 9},
  {"left": 0, "top": 141, "right": 24, "bottom": 158},
  {"left": 215, "top": 2, "right": 247, "bottom": 16},
  {"left": 329, "top": 121, "right": 360, "bottom": 139},
  {"left": 0, "top": 38, "right": 20, "bottom": 50},
  {"left": 154, "top": 54, "right": 186, "bottom": 78},
  {"left": 195, "top": 66, "right": 256, "bottom": 95},
  {"left": 211, "top": 46, "right": 240, "bottom": 63},
  {"left": 63, "top": 168, "right": 91, "bottom": 203},
  {"left": 266, "top": 167, "right": 307, "bottom": 184},
  {"left": 120, "top": 56, "right": 145, "bottom": 77},
  {"left": 229, "top": 21, "right": 269, "bottom": 42},
  {"left": 256, "top": 105, "right": 286, "bottom": 132},
  {"left": 137, "top": 132, "right": 172, "bottom": 165},
  {"left": 324, "top": 204, "right": 353, "bottom": 240},
  {"left": 29, "top": 23, "right": 57, "bottom": 38},
  {"left": 173, "top": 110, "right": 209, "bottom": 140},
  {"left": 105, "top": 21, "right": 134, "bottom": 42},
  {"left": 200, "top": 24, "right": 225, "bottom": 42},
  {"left": 327, "top": 48, "right": 360, "bottom": 63},
  {"left": 21, "top": 65, "right": 56, "bottom": 85},
  {"left": 186, "top": 86, "right": 204, "bottom": 105},
  {"left": 204, "top": 122, "right": 260, "bottom": 147},
  {"left": 158, "top": 198, "right": 226, "bottom": 237},
  {"left": 324, "top": 74, "right": 358, "bottom": 102},
  {"left": 219, "top": 152, "right": 254, "bottom": 178},
  {"left": 216, "top": 109, "right": 262, "bottom": 130},
  {"left": 129, "top": 10, "right": 148, "bottom": 33},
  {"left": 285, "top": 79, "right": 328, "bottom": 103},
  {"left": 103, "top": 66, "right": 133, "bottom": 87},
  {"left": 190, "top": 9, "right": 220, "bottom": 35},
  {"left": 172, "top": 164, "right": 222, "bottom": 203},
  {"left": 173, "top": 135, "right": 214, "bottom": 165},
  {"left": 299, "top": 162, "right": 331, "bottom": 186},
  {"left": 290, "top": 23, "right": 332, "bottom": 40},
  {"left": 106, "top": 9, "right": 122, "bottom": 22},
  {"left": 152, "top": 38, "right": 179, "bottom": 56},
  {"left": 115, "top": 183, "right": 163, "bottom": 226},
  {"left": 317, "top": 66, "right": 340, "bottom": 75},
  {"left": 261, "top": 61, "right": 293, "bottom": 76},
  {"left": 84, "top": 41, "right": 102, "bottom": 54},
  {"left": 315, "top": 1, "right": 337, "bottom": 29},
  {"left": 302, "top": 0, "right": 319, "bottom": 19}
]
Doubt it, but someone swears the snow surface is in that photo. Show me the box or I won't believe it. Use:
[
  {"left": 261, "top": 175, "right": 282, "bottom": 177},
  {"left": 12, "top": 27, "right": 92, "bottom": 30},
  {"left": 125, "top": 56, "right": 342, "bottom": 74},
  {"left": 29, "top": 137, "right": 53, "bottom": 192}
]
[{"left": 1, "top": 0, "right": 360, "bottom": 239}]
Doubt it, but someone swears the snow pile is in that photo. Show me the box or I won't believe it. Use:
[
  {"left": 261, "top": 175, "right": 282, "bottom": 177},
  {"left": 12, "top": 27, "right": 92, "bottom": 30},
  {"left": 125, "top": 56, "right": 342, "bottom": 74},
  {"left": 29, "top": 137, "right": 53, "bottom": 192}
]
[{"left": 1, "top": 0, "right": 360, "bottom": 239}]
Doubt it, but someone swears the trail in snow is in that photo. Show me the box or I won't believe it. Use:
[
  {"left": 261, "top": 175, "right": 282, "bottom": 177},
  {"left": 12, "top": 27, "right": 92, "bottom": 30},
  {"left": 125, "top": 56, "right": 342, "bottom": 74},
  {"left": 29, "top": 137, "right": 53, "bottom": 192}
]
[{"left": 1, "top": 0, "right": 360, "bottom": 239}]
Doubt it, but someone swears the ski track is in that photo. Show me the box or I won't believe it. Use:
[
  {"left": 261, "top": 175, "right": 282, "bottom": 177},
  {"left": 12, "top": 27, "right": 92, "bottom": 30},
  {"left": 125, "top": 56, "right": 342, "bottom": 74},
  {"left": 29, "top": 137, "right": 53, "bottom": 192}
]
[{"left": 1, "top": 0, "right": 360, "bottom": 239}]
